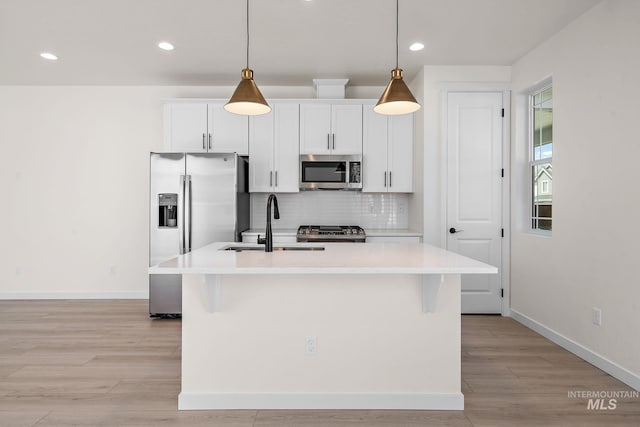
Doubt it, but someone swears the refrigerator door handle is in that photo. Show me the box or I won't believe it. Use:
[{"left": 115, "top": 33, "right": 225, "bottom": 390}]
[
  {"left": 178, "top": 175, "right": 186, "bottom": 254},
  {"left": 185, "top": 175, "right": 192, "bottom": 253}
]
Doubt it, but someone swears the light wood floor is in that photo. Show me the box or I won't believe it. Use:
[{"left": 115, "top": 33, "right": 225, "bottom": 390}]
[{"left": 0, "top": 300, "right": 638, "bottom": 426}]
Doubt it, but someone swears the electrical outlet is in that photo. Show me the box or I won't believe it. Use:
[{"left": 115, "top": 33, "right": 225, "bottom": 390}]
[
  {"left": 305, "top": 336, "right": 317, "bottom": 355},
  {"left": 368, "top": 205, "right": 375, "bottom": 214},
  {"left": 592, "top": 307, "right": 602, "bottom": 326},
  {"left": 398, "top": 204, "right": 405, "bottom": 214}
]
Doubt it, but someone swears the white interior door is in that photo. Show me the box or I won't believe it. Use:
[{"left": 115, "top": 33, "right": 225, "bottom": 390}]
[{"left": 446, "top": 92, "right": 503, "bottom": 313}]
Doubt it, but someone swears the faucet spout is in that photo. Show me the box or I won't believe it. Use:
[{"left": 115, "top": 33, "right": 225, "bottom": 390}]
[{"left": 258, "top": 194, "right": 280, "bottom": 252}]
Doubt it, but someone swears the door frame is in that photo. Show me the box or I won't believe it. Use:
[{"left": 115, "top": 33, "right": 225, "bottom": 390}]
[{"left": 438, "top": 82, "right": 511, "bottom": 316}]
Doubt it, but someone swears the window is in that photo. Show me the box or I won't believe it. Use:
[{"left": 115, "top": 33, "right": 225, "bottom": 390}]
[
  {"left": 530, "top": 84, "right": 552, "bottom": 232},
  {"left": 541, "top": 180, "right": 549, "bottom": 194}
]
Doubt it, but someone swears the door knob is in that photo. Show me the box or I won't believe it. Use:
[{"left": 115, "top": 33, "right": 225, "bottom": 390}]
[{"left": 449, "top": 227, "right": 463, "bottom": 234}]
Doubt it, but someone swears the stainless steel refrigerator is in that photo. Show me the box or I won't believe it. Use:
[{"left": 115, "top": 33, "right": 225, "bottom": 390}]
[{"left": 149, "top": 152, "right": 249, "bottom": 317}]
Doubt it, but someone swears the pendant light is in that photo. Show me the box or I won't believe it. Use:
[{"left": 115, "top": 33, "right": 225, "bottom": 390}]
[
  {"left": 374, "top": 0, "right": 421, "bottom": 115},
  {"left": 225, "top": 0, "right": 271, "bottom": 115}
]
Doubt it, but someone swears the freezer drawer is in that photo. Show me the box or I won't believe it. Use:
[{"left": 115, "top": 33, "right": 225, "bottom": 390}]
[{"left": 149, "top": 274, "right": 182, "bottom": 317}]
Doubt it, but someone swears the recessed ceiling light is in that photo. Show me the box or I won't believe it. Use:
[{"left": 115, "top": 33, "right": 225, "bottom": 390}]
[
  {"left": 40, "top": 52, "right": 58, "bottom": 60},
  {"left": 409, "top": 42, "right": 425, "bottom": 52},
  {"left": 158, "top": 42, "right": 175, "bottom": 51}
]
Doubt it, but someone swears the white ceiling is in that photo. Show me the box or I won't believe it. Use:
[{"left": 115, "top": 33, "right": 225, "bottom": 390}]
[{"left": 0, "top": 0, "right": 600, "bottom": 86}]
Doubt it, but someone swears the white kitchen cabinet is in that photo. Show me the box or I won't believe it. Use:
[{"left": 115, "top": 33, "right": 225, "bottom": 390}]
[
  {"left": 366, "top": 236, "right": 421, "bottom": 243},
  {"left": 163, "top": 102, "right": 248, "bottom": 155},
  {"left": 362, "top": 105, "right": 414, "bottom": 193},
  {"left": 300, "top": 104, "right": 362, "bottom": 155},
  {"left": 249, "top": 103, "right": 299, "bottom": 193}
]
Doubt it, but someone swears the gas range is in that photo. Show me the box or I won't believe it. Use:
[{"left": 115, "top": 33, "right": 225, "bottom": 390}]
[{"left": 296, "top": 225, "right": 366, "bottom": 243}]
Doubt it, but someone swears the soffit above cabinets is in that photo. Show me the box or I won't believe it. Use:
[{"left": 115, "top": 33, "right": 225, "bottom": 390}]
[{"left": 0, "top": 0, "right": 600, "bottom": 86}]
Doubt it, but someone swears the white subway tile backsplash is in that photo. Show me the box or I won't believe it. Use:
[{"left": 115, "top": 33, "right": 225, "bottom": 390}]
[{"left": 251, "top": 192, "right": 409, "bottom": 229}]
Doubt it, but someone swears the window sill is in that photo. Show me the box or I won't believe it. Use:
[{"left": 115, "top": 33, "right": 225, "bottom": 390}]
[{"left": 525, "top": 229, "right": 552, "bottom": 238}]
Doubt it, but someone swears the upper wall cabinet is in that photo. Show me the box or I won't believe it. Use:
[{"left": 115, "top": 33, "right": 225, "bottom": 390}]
[
  {"left": 249, "top": 103, "right": 300, "bottom": 193},
  {"left": 299, "top": 104, "right": 363, "bottom": 155},
  {"left": 363, "top": 105, "right": 414, "bottom": 193},
  {"left": 163, "top": 102, "right": 249, "bottom": 155}
]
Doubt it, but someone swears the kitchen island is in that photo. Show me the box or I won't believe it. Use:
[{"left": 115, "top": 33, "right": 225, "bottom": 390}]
[{"left": 150, "top": 242, "right": 497, "bottom": 410}]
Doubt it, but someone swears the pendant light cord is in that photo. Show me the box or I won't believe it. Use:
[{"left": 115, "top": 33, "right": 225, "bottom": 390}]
[
  {"left": 246, "top": 0, "right": 250, "bottom": 68},
  {"left": 395, "top": 0, "right": 399, "bottom": 68}
]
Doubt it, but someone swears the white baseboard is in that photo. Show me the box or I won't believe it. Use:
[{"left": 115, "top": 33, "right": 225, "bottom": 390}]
[
  {"left": 0, "top": 291, "right": 148, "bottom": 300},
  {"left": 510, "top": 309, "right": 640, "bottom": 391},
  {"left": 178, "top": 392, "right": 464, "bottom": 410}
]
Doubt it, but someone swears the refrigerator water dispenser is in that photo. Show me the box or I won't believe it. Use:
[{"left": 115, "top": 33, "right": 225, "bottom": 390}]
[{"left": 158, "top": 193, "right": 177, "bottom": 228}]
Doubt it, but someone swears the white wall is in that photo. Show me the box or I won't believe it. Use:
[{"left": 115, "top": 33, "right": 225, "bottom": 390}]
[
  {"left": 0, "top": 84, "right": 383, "bottom": 298},
  {"left": 510, "top": 0, "right": 640, "bottom": 386},
  {"left": 419, "top": 66, "right": 511, "bottom": 246}
]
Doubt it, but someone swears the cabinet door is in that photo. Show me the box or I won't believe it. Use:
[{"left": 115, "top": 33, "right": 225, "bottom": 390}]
[
  {"left": 366, "top": 236, "right": 421, "bottom": 243},
  {"left": 248, "top": 112, "right": 274, "bottom": 192},
  {"left": 208, "top": 103, "right": 249, "bottom": 155},
  {"left": 300, "top": 104, "right": 331, "bottom": 154},
  {"left": 388, "top": 113, "right": 414, "bottom": 192},
  {"left": 362, "top": 105, "right": 389, "bottom": 192},
  {"left": 331, "top": 104, "right": 363, "bottom": 155},
  {"left": 273, "top": 103, "right": 300, "bottom": 193},
  {"left": 164, "top": 103, "right": 208, "bottom": 152}
]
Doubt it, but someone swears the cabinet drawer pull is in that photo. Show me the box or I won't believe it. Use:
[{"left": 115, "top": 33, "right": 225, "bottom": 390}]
[
  {"left": 389, "top": 171, "right": 392, "bottom": 187},
  {"left": 275, "top": 171, "right": 278, "bottom": 187},
  {"left": 327, "top": 134, "right": 330, "bottom": 150},
  {"left": 384, "top": 171, "right": 387, "bottom": 187},
  {"left": 208, "top": 133, "right": 212, "bottom": 150},
  {"left": 202, "top": 133, "right": 206, "bottom": 150},
  {"left": 332, "top": 133, "right": 335, "bottom": 150},
  {"left": 270, "top": 171, "right": 273, "bottom": 187}
]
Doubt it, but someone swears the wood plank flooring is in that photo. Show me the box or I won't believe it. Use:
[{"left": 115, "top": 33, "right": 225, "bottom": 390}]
[{"left": 1, "top": 300, "right": 639, "bottom": 426}]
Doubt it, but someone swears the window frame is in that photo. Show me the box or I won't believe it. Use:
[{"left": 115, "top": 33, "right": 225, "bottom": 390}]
[{"left": 527, "top": 80, "right": 553, "bottom": 235}]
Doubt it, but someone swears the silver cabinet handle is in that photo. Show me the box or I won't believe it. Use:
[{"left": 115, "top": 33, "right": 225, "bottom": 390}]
[
  {"left": 270, "top": 171, "right": 273, "bottom": 187},
  {"left": 202, "top": 133, "right": 206, "bottom": 150},
  {"left": 332, "top": 133, "right": 335, "bottom": 150},
  {"left": 327, "top": 134, "right": 330, "bottom": 150},
  {"left": 384, "top": 171, "right": 387, "bottom": 187},
  {"left": 208, "top": 133, "right": 212, "bottom": 150},
  {"left": 275, "top": 171, "right": 278, "bottom": 187},
  {"left": 389, "top": 171, "right": 392, "bottom": 187}
]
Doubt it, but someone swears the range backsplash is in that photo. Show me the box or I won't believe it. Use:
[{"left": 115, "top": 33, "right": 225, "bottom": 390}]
[{"left": 250, "top": 192, "right": 409, "bottom": 230}]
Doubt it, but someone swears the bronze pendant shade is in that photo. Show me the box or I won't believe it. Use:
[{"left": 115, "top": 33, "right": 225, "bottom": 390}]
[
  {"left": 374, "top": 0, "right": 420, "bottom": 115},
  {"left": 225, "top": 68, "right": 271, "bottom": 115},
  {"left": 225, "top": 0, "right": 271, "bottom": 115}
]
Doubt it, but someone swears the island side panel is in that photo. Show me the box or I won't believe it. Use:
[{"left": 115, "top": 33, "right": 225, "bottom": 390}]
[{"left": 180, "top": 273, "right": 462, "bottom": 410}]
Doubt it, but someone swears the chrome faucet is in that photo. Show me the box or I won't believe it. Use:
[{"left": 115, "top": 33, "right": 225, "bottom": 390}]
[{"left": 257, "top": 194, "right": 280, "bottom": 252}]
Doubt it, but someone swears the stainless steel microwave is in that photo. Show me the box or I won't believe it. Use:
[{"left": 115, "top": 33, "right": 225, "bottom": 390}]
[{"left": 299, "top": 155, "right": 362, "bottom": 190}]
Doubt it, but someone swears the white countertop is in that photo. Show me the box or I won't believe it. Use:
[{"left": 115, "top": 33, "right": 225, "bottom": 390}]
[
  {"left": 242, "top": 229, "right": 298, "bottom": 236},
  {"left": 241, "top": 228, "right": 422, "bottom": 237},
  {"left": 149, "top": 242, "right": 496, "bottom": 275},
  {"left": 365, "top": 229, "right": 422, "bottom": 237}
]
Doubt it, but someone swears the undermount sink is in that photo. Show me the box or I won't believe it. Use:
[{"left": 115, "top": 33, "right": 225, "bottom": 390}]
[{"left": 222, "top": 245, "right": 325, "bottom": 252}]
